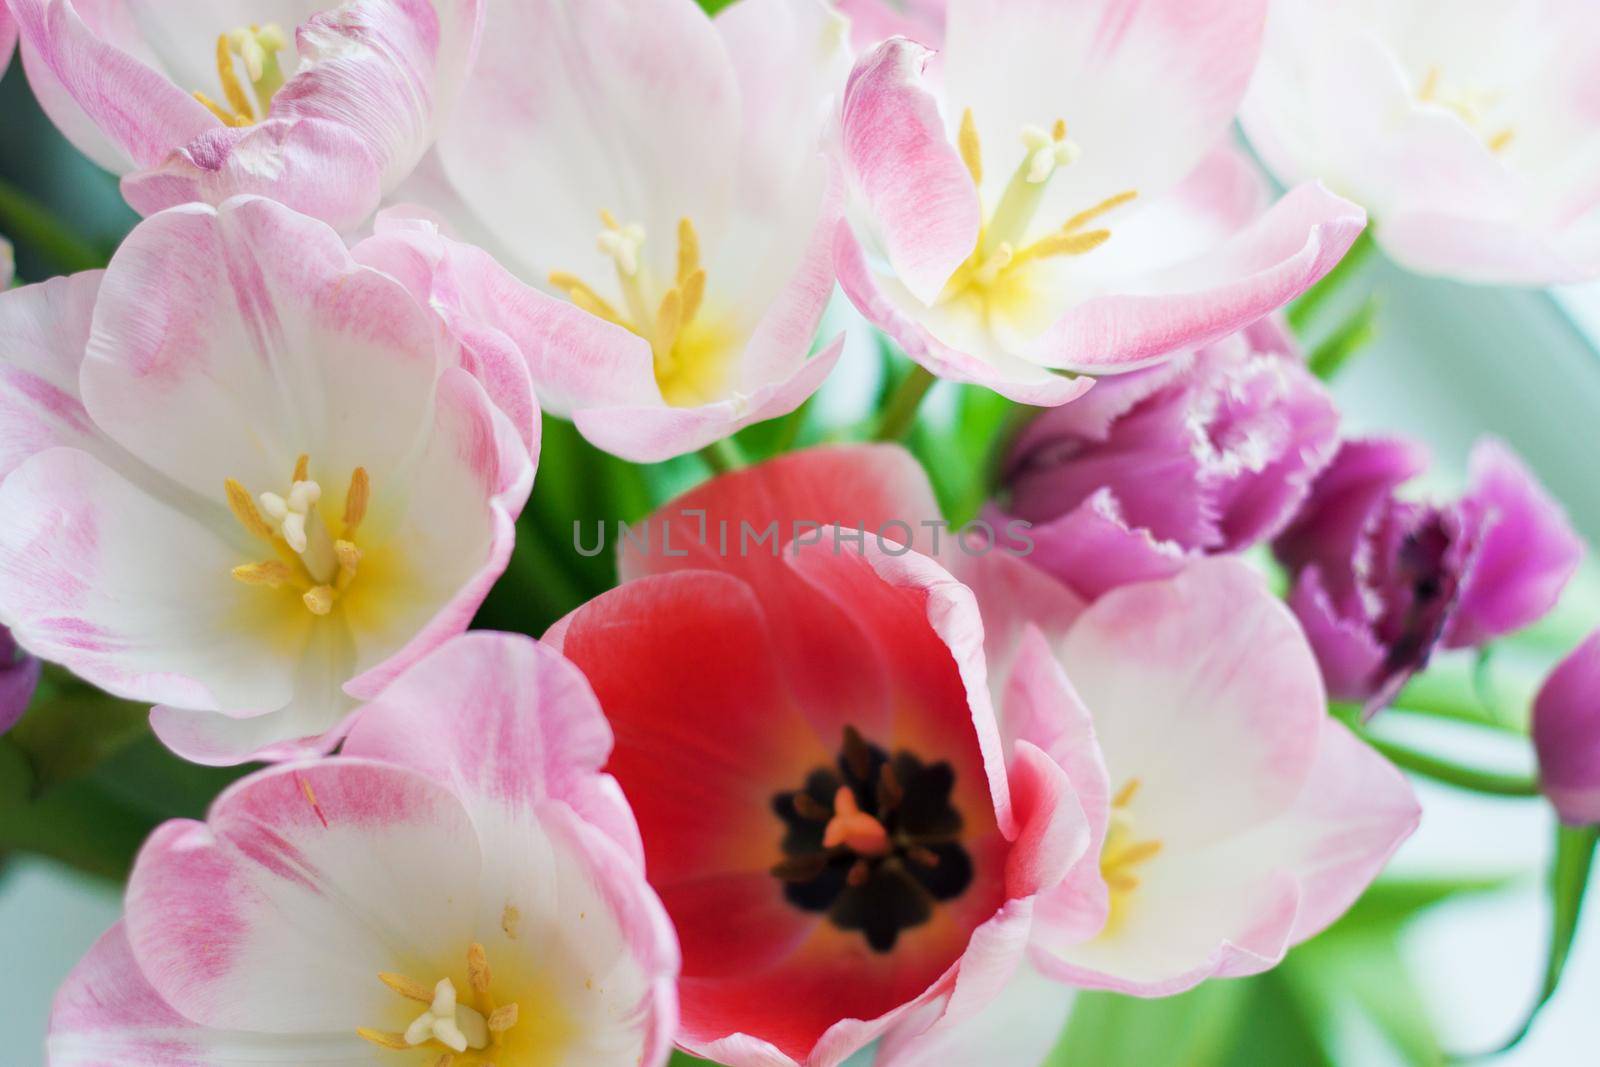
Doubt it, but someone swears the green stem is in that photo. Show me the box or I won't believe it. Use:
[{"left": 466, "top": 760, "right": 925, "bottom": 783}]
[
  {"left": 875, "top": 365, "right": 937, "bottom": 441},
  {"left": 700, "top": 437, "right": 745, "bottom": 475},
  {"left": 1481, "top": 824, "right": 1600, "bottom": 1056},
  {"left": 1288, "top": 229, "right": 1377, "bottom": 335},
  {"left": 1357, "top": 729, "right": 1541, "bottom": 797},
  {"left": 1307, "top": 295, "right": 1381, "bottom": 381},
  {"left": 0, "top": 176, "right": 108, "bottom": 275}
]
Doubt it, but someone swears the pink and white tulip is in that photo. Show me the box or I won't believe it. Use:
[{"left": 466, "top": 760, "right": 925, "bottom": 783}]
[
  {"left": 0, "top": 626, "right": 38, "bottom": 736},
  {"left": 6, "top": 0, "right": 482, "bottom": 230},
  {"left": 48, "top": 632, "right": 680, "bottom": 1066},
  {"left": 990, "top": 318, "right": 1339, "bottom": 600},
  {"left": 834, "top": 0, "right": 1368, "bottom": 403},
  {"left": 0, "top": 3, "right": 13, "bottom": 74},
  {"left": 1534, "top": 628, "right": 1600, "bottom": 825},
  {"left": 0, "top": 196, "right": 533, "bottom": 765},
  {"left": 998, "top": 559, "right": 1419, "bottom": 996},
  {"left": 547, "top": 446, "right": 1092, "bottom": 1066},
  {"left": 1241, "top": 0, "right": 1600, "bottom": 285},
  {"left": 400, "top": 0, "right": 849, "bottom": 462}
]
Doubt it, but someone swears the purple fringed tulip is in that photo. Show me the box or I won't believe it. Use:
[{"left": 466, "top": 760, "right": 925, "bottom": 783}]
[
  {"left": 1275, "top": 438, "right": 1584, "bottom": 712},
  {"left": 1, "top": 627, "right": 40, "bottom": 735},
  {"left": 1534, "top": 630, "right": 1600, "bottom": 825},
  {"left": 992, "top": 319, "right": 1340, "bottom": 600}
]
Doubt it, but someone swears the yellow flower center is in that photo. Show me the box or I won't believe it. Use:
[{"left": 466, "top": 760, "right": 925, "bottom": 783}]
[
  {"left": 359, "top": 943, "right": 523, "bottom": 1066},
  {"left": 938, "top": 109, "right": 1138, "bottom": 334},
  {"left": 1100, "top": 777, "right": 1162, "bottom": 932},
  {"left": 1417, "top": 66, "right": 1515, "bottom": 153},
  {"left": 193, "top": 23, "right": 289, "bottom": 127},
  {"left": 225, "top": 454, "right": 370, "bottom": 617},
  {"left": 549, "top": 213, "right": 735, "bottom": 408}
]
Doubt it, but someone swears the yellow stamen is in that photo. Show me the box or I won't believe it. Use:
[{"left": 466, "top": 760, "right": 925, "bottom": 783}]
[
  {"left": 1052, "top": 118, "right": 1068, "bottom": 142},
  {"left": 599, "top": 209, "right": 622, "bottom": 231},
  {"left": 958, "top": 108, "right": 983, "bottom": 186},
  {"left": 654, "top": 287, "right": 683, "bottom": 366},
  {"left": 1012, "top": 228, "right": 1111, "bottom": 268},
  {"left": 1062, "top": 189, "right": 1140, "bottom": 234},
  {"left": 225, "top": 478, "right": 279, "bottom": 542},
  {"left": 193, "top": 91, "right": 252, "bottom": 127},
  {"left": 1112, "top": 777, "right": 1141, "bottom": 808},
  {"left": 487, "top": 1004, "right": 519, "bottom": 1033},
  {"left": 1488, "top": 128, "right": 1515, "bottom": 152},
  {"left": 676, "top": 218, "right": 701, "bottom": 285},
  {"left": 231, "top": 560, "right": 297, "bottom": 589},
  {"left": 357, "top": 1028, "right": 412, "bottom": 1051},
  {"left": 342, "top": 467, "right": 370, "bottom": 534},
  {"left": 1103, "top": 838, "right": 1163, "bottom": 868},
  {"left": 303, "top": 585, "right": 335, "bottom": 616},
  {"left": 1419, "top": 66, "right": 1441, "bottom": 102},
  {"left": 213, "top": 33, "right": 257, "bottom": 122},
  {"left": 679, "top": 268, "right": 707, "bottom": 327},
  {"left": 380, "top": 972, "right": 435, "bottom": 1003},
  {"left": 548, "top": 272, "right": 626, "bottom": 327}
]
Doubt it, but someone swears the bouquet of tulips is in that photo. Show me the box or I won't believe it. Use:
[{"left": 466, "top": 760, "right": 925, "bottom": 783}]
[{"left": 2, "top": 0, "right": 1598, "bottom": 1064}]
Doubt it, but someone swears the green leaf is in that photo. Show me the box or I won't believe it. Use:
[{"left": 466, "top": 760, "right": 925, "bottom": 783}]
[
  {"left": 669, "top": 1052, "right": 715, "bottom": 1066},
  {"left": 1045, "top": 980, "right": 1255, "bottom": 1067},
  {"left": 1490, "top": 823, "right": 1600, "bottom": 1053},
  {"left": 1284, "top": 932, "right": 1442, "bottom": 1066}
]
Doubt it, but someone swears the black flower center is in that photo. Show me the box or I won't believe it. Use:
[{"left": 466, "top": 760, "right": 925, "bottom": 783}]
[{"left": 771, "top": 726, "right": 972, "bottom": 952}]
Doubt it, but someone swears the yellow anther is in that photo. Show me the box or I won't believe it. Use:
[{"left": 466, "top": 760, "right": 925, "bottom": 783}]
[
  {"left": 1061, "top": 189, "right": 1139, "bottom": 234},
  {"left": 680, "top": 268, "right": 707, "bottom": 327},
  {"left": 548, "top": 272, "right": 626, "bottom": 326},
  {"left": 1488, "top": 128, "right": 1515, "bottom": 152},
  {"left": 487, "top": 1004, "right": 519, "bottom": 1033},
  {"left": 357, "top": 1028, "right": 412, "bottom": 1051},
  {"left": 676, "top": 218, "right": 701, "bottom": 285},
  {"left": 958, "top": 108, "right": 983, "bottom": 186},
  {"left": 225, "top": 478, "right": 279, "bottom": 542},
  {"left": 1051, "top": 118, "right": 1067, "bottom": 142},
  {"left": 380, "top": 972, "right": 435, "bottom": 1003},
  {"left": 342, "top": 467, "right": 370, "bottom": 534},
  {"left": 231, "top": 560, "right": 297, "bottom": 589},
  {"left": 293, "top": 453, "right": 310, "bottom": 483},
  {"left": 193, "top": 91, "right": 253, "bottom": 127},
  {"left": 1105, "top": 839, "right": 1163, "bottom": 868},
  {"left": 654, "top": 287, "right": 684, "bottom": 365},
  {"left": 303, "top": 585, "right": 335, "bottom": 616},
  {"left": 599, "top": 209, "right": 622, "bottom": 231},
  {"left": 1112, "top": 778, "right": 1141, "bottom": 808},
  {"left": 467, "top": 943, "right": 492, "bottom": 995},
  {"left": 1012, "top": 228, "right": 1111, "bottom": 267}
]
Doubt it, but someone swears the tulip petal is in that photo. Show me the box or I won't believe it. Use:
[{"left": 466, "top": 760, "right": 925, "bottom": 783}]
[
  {"left": 82, "top": 198, "right": 442, "bottom": 503},
  {"left": 0, "top": 271, "right": 110, "bottom": 483},
  {"left": 343, "top": 631, "right": 642, "bottom": 864},
  {"left": 48, "top": 923, "right": 377, "bottom": 1066},
  {"left": 942, "top": 0, "right": 1269, "bottom": 210},
  {"left": 0, "top": 447, "right": 308, "bottom": 712},
  {"left": 874, "top": 958, "right": 1073, "bottom": 1067},
  {"left": 124, "top": 760, "right": 481, "bottom": 1031},
  {"left": 840, "top": 38, "right": 981, "bottom": 306}
]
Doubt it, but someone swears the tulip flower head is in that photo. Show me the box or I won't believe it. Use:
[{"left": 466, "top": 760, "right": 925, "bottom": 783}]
[
  {"left": 1275, "top": 438, "right": 1583, "bottom": 712},
  {"left": 8, "top": 0, "right": 482, "bottom": 229},
  {"left": 400, "top": 0, "right": 850, "bottom": 462},
  {"left": 1534, "top": 629, "right": 1600, "bottom": 826},
  {"left": 834, "top": 0, "right": 1368, "bottom": 403},
  {"left": 0, "top": 196, "right": 533, "bottom": 764},
  {"left": 548, "top": 447, "right": 1092, "bottom": 1066},
  {"left": 48, "top": 634, "right": 679, "bottom": 1066},
  {"left": 1241, "top": 0, "right": 1600, "bottom": 284},
  {"left": 992, "top": 319, "right": 1339, "bottom": 600}
]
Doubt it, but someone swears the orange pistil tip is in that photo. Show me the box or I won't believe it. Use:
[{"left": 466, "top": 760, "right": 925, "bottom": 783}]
[{"left": 823, "top": 786, "right": 891, "bottom": 858}]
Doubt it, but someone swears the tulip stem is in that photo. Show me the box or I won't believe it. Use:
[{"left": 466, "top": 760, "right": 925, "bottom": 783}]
[
  {"left": 876, "top": 366, "right": 937, "bottom": 441},
  {"left": 1357, "top": 728, "right": 1541, "bottom": 797},
  {"left": 699, "top": 438, "right": 745, "bottom": 475},
  {"left": 1288, "top": 229, "right": 1377, "bottom": 335}
]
